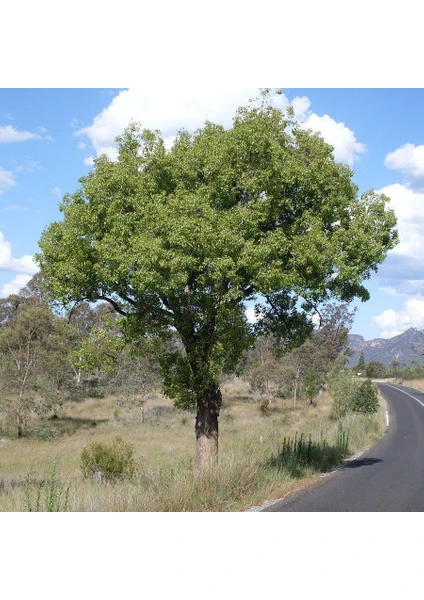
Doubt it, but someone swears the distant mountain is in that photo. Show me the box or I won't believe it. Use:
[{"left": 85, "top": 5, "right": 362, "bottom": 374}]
[{"left": 347, "top": 328, "right": 424, "bottom": 367}]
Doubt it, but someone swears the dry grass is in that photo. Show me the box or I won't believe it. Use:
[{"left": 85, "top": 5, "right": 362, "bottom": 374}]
[
  {"left": 0, "top": 381, "right": 387, "bottom": 512},
  {"left": 394, "top": 378, "right": 424, "bottom": 392}
]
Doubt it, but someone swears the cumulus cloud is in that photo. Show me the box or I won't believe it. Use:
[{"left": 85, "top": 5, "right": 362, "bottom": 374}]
[
  {"left": 0, "top": 273, "right": 32, "bottom": 297},
  {"left": 0, "top": 125, "right": 42, "bottom": 143},
  {"left": 0, "top": 166, "right": 16, "bottom": 194},
  {"left": 300, "top": 113, "right": 367, "bottom": 166},
  {"left": 75, "top": 87, "right": 367, "bottom": 172},
  {"left": 385, "top": 143, "right": 424, "bottom": 191},
  {"left": 75, "top": 87, "right": 289, "bottom": 159},
  {"left": 378, "top": 183, "right": 424, "bottom": 261},
  {"left": 0, "top": 232, "right": 37, "bottom": 275},
  {"left": 51, "top": 186, "right": 62, "bottom": 198},
  {"left": 373, "top": 297, "right": 424, "bottom": 338}
]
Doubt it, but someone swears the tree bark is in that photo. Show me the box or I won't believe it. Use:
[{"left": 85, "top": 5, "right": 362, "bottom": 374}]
[{"left": 195, "top": 382, "right": 222, "bottom": 469}]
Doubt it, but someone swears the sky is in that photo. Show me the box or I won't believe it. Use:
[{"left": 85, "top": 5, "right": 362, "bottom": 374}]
[{"left": 1, "top": 87, "right": 423, "bottom": 341}]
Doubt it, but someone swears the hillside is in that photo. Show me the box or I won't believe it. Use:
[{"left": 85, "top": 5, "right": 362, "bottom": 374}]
[{"left": 347, "top": 328, "right": 424, "bottom": 366}]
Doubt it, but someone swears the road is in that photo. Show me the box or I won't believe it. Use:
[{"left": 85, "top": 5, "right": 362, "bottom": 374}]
[{"left": 263, "top": 382, "right": 424, "bottom": 511}]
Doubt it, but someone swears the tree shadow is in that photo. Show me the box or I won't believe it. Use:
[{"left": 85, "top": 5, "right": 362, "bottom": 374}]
[
  {"left": 43, "top": 415, "right": 109, "bottom": 437},
  {"left": 342, "top": 457, "right": 383, "bottom": 469}
]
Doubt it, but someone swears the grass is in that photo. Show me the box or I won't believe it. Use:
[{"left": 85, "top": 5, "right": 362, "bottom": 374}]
[
  {"left": 394, "top": 377, "right": 424, "bottom": 392},
  {"left": 0, "top": 381, "right": 388, "bottom": 511}
]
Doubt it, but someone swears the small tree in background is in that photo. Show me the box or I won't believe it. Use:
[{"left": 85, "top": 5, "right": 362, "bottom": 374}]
[
  {"left": 303, "top": 369, "right": 318, "bottom": 404},
  {"left": 351, "top": 379, "right": 379, "bottom": 414},
  {"left": 355, "top": 351, "right": 366, "bottom": 374},
  {"left": 365, "top": 360, "right": 385, "bottom": 379}
]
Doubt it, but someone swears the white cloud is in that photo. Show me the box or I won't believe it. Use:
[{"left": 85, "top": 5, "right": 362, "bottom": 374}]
[
  {"left": 83, "top": 156, "right": 94, "bottom": 166},
  {"left": 300, "top": 113, "right": 367, "bottom": 166},
  {"left": 0, "top": 125, "right": 41, "bottom": 143},
  {"left": 0, "top": 273, "right": 32, "bottom": 297},
  {"left": 385, "top": 143, "right": 424, "bottom": 191},
  {"left": 378, "top": 183, "right": 424, "bottom": 261},
  {"left": 373, "top": 297, "right": 424, "bottom": 338},
  {"left": 245, "top": 306, "right": 259, "bottom": 324},
  {"left": 0, "top": 167, "right": 16, "bottom": 194},
  {"left": 77, "top": 141, "right": 86, "bottom": 149},
  {"left": 75, "top": 87, "right": 288, "bottom": 159},
  {"left": 0, "top": 232, "right": 37, "bottom": 275},
  {"left": 2, "top": 206, "right": 28, "bottom": 212},
  {"left": 291, "top": 96, "right": 311, "bottom": 119},
  {"left": 75, "top": 87, "right": 367, "bottom": 173},
  {"left": 51, "top": 186, "right": 62, "bottom": 198}
]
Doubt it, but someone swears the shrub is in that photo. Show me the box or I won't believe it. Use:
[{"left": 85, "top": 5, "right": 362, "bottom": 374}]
[
  {"left": 351, "top": 379, "right": 379, "bottom": 415},
  {"left": 259, "top": 399, "right": 270, "bottom": 417},
  {"left": 80, "top": 436, "right": 137, "bottom": 481},
  {"left": 327, "top": 362, "right": 360, "bottom": 419}
]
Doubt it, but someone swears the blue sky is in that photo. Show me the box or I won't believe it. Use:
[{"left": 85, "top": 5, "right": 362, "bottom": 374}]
[{"left": 1, "top": 87, "right": 423, "bottom": 341}]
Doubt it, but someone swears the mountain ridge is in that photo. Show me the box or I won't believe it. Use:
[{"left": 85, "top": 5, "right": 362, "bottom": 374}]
[{"left": 347, "top": 327, "right": 424, "bottom": 366}]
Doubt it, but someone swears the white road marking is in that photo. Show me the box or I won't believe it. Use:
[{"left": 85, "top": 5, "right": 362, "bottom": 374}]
[{"left": 382, "top": 384, "right": 424, "bottom": 408}]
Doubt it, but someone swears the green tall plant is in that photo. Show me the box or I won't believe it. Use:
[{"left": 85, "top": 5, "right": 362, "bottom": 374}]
[
  {"left": 37, "top": 90, "right": 398, "bottom": 468},
  {"left": 24, "top": 458, "right": 70, "bottom": 512}
]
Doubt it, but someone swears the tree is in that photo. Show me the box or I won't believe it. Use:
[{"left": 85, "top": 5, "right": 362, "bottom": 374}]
[
  {"left": 0, "top": 301, "right": 65, "bottom": 436},
  {"left": 356, "top": 351, "right": 366, "bottom": 374},
  {"left": 36, "top": 90, "right": 398, "bottom": 468},
  {"left": 275, "top": 303, "right": 355, "bottom": 404},
  {"left": 351, "top": 379, "right": 379, "bottom": 414},
  {"left": 365, "top": 359, "right": 385, "bottom": 378}
]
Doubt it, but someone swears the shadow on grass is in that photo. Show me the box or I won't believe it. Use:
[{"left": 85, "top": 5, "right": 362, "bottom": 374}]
[
  {"left": 23, "top": 416, "right": 110, "bottom": 440},
  {"left": 266, "top": 433, "right": 350, "bottom": 479}
]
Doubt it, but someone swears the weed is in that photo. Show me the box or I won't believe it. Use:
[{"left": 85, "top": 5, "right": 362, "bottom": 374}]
[
  {"left": 24, "top": 458, "right": 70, "bottom": 512},
  {"left": 259, "top": 399, "right": 270, "bottom": 417},
  {"left": 267, "top": 428, "right": 350, "bottom": 478}
]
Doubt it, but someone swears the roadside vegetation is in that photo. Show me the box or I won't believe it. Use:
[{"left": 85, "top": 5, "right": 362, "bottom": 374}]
[
  {"left": 0, "top": 378, "right": 387, "bottom": 512},
  {"left": 0, "top": 279, "right": 387, "bottom": 511}
]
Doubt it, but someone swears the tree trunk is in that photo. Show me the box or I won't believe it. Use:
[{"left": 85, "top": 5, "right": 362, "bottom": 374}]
[
  {"left": 16, "top": 411, "right": 23, "bottom": 438},
  {"left": 195, "top": 382, "right": 222, "bottom": 469}
]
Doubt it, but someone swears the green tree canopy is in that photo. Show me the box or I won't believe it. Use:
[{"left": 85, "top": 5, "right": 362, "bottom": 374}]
[{"left": 36, "top": 91, "right": 398, "bottom": 467}]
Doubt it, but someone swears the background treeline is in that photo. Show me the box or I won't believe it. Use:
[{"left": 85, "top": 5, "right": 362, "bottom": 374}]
[
  {"left": 0, "top": 273, "right": 162, "bottom": 438},
  {"left": 0, "top": 273, "right": 381, "bottom": 439},
  {"left": 351, "top": 351, "right": 424, "bottom": 380}
]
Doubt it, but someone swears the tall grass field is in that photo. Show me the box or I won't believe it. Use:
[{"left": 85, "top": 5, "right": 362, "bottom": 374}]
[{"left": 0, "top": 378, "right": 387, "bottom": 511}]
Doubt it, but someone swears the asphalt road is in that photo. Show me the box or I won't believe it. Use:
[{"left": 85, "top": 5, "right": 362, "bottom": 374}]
[{"left": 263, "top": 382, "right": 424, "bottom": 511}]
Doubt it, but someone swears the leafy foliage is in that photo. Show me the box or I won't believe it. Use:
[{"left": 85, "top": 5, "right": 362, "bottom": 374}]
[
  {"left": 80, "top": 436, "right": 137, "bottom": 480},
  {"left": 351, "top": 379, "right": 379, "bottom": 414},
  {"left": 36, "top": 90, "right": 398, "bottom": 463}
]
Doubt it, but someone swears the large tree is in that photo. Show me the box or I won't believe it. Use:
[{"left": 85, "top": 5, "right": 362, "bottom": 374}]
[{"left": 36, "top": 91, "right": 398, "bottom": 468}]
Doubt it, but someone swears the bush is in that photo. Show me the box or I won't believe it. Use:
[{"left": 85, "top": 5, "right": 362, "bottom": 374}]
[
  {"left": 327, "top": 364, "right": 359, "bottom": 419},
  {"left": 351, "top": 379, "right": 379, "bottom": 415},
  {"left": 80, "top": 436, "right": 137, "bottom": 481},
  {"left": 259, "top": 399, "right": 270, "bottom": 416}
]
